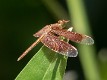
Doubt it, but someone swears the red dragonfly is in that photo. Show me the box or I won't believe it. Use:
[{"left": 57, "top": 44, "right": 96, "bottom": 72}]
[{"left": 17, "top": 20, "right": 94, "bottom": 61}]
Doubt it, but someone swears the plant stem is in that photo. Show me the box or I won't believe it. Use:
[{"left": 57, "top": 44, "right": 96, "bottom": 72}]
[{"left": 66, "top": 0, "right": 100, "bottom": 80}]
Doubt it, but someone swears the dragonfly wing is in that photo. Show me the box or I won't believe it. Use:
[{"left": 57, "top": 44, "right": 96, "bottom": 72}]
[
  {"left": 33, "top": 20, "right": 68, "bottom": 37},
  {"left": 41, "top": 33, "right": 78, "bottom": 57},
  {"left": 33, "top": 25, "right": 51, "bottom": 37},
  {"left": 51, "top": 29, "right": 94, "bottom": 45}
]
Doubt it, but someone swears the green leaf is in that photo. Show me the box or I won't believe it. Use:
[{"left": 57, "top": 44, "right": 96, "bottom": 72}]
[{"left": 15, "top": 46, "right": 67, "bottom": 80}]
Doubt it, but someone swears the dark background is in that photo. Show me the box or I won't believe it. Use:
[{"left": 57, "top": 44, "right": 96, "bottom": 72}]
[{"left": 0, "top": 0, "right": 107, "bottom": 80}]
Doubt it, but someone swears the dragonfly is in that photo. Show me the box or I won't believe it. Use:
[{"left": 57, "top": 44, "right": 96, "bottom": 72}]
[{"left": 17, "top": 20, "right": 94, "bottom": 61}]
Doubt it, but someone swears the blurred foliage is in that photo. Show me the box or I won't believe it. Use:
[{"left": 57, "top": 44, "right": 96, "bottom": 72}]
[
  {"left": 0, "top": 0, "right": 107, "bottom": 80},
  {"left": 67, "top": 0, "right": 100, "bottom": 80}
]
